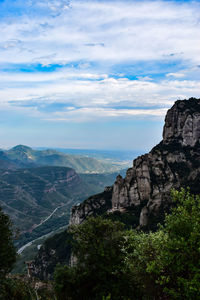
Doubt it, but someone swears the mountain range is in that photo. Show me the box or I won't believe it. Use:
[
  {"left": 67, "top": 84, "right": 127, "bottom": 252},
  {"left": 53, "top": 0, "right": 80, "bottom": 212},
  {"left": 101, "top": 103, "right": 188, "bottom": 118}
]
[
  {"left": 2, "top": 145, "right": 127, "bottom": 174},
  {"left": 31, "top": 97, "right": 200, "bottom": 280},
  {"left": 70, "top": 98, "right": 200, "bottom": 229},
  {"left": 0, "top": 145, "right": 128, "bottom": 250}
]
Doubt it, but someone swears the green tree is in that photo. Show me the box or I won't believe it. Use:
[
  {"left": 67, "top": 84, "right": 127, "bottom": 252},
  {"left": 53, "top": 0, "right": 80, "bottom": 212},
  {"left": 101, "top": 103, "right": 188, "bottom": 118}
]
[
  {"left": 55, "top": 189, "right": 200, "bottom": 300},
  {"left": 147, "top": 189, "right": 200, "bottom": 299},
  {"left": 0, "top": 207, "right": 35, "bottom": 300},
  {"left": 123, "top": 229, "right": 167, "bottom": 299},
  {"left": 54, "top": 216, "right": 140, "bottom": 300},
  {"left": 0, "top": 207, "right": 16, "bottom": 280},
  {"left": 125, "top": 189, "right": 200, "bottom": 299},
  {"left": 0, "top": 277, "right": 35, "bottom": 300}
]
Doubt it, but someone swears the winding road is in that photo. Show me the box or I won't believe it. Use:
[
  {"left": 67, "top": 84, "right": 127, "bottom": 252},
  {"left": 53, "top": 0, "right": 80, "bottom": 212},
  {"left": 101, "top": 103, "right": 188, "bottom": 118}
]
[{"left": 17, "top": 205, "right": 65, "bottom": 254}]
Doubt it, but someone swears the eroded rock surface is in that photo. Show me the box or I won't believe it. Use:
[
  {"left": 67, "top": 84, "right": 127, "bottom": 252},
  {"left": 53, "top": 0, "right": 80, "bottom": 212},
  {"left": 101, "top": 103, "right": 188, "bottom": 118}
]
[
  {"left": 70, "top": 98, "right": 200, "bottom": 229},
  {"left": 70, "top": 187, "right": 112, "bottom": 225},
  {"left": 163, "top": 98, "right": 200, "bottom": 146}
]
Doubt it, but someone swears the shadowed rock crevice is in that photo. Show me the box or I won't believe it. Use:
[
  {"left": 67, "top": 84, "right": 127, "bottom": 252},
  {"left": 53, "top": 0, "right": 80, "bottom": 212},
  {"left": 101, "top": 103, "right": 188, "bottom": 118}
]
[{"left": 70, "top": 98, "right": 200, "bottom": 230}]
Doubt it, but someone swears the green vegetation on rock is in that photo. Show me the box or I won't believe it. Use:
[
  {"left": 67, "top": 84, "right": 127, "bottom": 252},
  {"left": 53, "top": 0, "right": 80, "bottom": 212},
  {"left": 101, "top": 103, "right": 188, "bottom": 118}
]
[
  {"left": 0, "top": 166, "right": 124, "bottom": 249},
  {"left": 54, "top": 189, "right": 200, "bottom": 300}
]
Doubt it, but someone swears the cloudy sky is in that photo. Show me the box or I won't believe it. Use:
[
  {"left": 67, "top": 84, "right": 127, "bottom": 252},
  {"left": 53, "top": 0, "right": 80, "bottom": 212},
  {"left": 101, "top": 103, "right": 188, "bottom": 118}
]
[{"left": 0, "top": 0, "right": 200, "bottom": 150}]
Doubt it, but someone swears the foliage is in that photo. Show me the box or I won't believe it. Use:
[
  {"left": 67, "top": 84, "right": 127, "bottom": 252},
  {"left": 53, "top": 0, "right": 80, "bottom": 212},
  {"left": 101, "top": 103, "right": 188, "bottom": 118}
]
[
  {"left": 0, "top": 276, "right": 56, "bottom": 300},
  {"left": 123, "top": 229, "right": 168, "bottom": 298},
  {"left": 125, "top": 188, "right": 200, "bottom": 299},
  {"left": 54, "top": 216, "right": 140, "bottom": 300},
  {"left": 0, "top": 207, "right": 33, "bottom": 299},
  {"left": 0, "top": 207, "right": 16, "bottom": 279},
  {"left": 55, "top": 189, "right": 200, "bottom": 299},
  {"left": 147, "top": 188, "right": 200, "bottom": 299},
  {"left": 0, "top": 277, "right": 35, "bottom": 300}
]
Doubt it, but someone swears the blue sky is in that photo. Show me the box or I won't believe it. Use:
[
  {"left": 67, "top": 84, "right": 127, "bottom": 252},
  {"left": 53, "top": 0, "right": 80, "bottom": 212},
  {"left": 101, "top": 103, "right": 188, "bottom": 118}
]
[{"left": 0, "top": 0, "right": 200, "bottom": 150}]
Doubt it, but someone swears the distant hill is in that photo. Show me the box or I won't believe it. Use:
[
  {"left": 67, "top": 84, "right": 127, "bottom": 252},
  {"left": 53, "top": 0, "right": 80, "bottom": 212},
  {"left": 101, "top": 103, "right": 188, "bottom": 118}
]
[
  {"left": 31, "top": 97, "right": 200, "bottom": 280},
  {"left": 9, "top": 169, "right": 125, "bottom": 274},
  {"left": 0, "top": 166, "right": 86, "bottom": 234},
  {"left": 36, "top": 147, "right": 142, "bottom": 162},
  {"left": 5, "top": 145, "right": 127, "bottom": 173},
  {"left": 70, "top": 98, "right": 200, "bottom": 230},
  {"left": 0, "top": 149, "right": 34, "bottom": 170},
  {"left": 0, "top": 165, "right": 124, "bottom": 248}
]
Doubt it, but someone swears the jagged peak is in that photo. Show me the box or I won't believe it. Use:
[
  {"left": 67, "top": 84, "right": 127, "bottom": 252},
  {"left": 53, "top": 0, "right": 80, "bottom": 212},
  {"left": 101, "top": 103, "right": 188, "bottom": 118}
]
[
  {"left": 163, "top": 98, "right": 200, "bottom": 147},
  {"left": 70, "top": 98, "right": 200, "bottom": 229}
]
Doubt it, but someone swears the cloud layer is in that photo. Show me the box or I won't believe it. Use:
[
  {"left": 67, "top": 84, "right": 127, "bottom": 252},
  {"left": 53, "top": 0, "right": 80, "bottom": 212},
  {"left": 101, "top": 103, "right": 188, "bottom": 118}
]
[{"left": 0, "top": 0, "right": 200, "bottom": 146}]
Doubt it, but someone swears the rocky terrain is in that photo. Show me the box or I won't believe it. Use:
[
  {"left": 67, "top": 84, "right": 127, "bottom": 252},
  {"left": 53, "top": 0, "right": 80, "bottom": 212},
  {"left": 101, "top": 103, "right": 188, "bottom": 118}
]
[
  {"left": 26, "top": 98, "right": 200, "bottom": 280},
  {"left": 70, "top": 98, "right": 200, "bottom": 230}
]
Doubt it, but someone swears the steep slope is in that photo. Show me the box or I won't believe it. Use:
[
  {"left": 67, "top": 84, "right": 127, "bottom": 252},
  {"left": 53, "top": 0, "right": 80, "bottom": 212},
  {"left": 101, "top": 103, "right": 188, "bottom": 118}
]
[
  {"left": 0, "top": 167, "right": 126, "bottom": 250},
  {"left": 5, "top": 145, "right": 126, "bottom": 174},
  {"left": 0, "top": 167, "right": 86, "bottom": 233},
  {"left": 70, "top": 98, "right": 200, "bottom": 230},
  {"left": 31, "top": 97, "right": 200, "bottom": 280},
  {"left": 30, "top": 230, "right": 72, "bottom": 280},
  {"left": 12, "top": 172, "right": 126, "bottom": 276},
  {"left": 0, "top": 150, "right": 33, "bottom": 170}
]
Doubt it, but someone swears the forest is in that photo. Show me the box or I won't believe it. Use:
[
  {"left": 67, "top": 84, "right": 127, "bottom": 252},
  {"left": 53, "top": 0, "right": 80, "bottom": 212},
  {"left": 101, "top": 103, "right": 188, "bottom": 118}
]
[{"left": 1, "top": 188, "right": 200, "bottom": 300}]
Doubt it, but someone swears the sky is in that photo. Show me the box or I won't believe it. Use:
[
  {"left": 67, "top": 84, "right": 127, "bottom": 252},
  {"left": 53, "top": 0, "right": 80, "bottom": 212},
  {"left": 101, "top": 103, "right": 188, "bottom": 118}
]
[{"left": 0, "top": 0, "right": 200, "bottom": 150}]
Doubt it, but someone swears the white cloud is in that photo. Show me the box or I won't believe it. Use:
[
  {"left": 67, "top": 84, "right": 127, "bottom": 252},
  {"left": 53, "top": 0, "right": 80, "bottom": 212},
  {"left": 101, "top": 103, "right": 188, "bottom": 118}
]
[
  {"left": 0, "top": 0, "right": 200, "bottom": 124},
  {"left": 0, "top": 0, "right": 200, "bottom": 65},
  {"left": 0, "top": 75, "right": 199, "bottom": 122},
  {"left": 46, "top": 107, "right": 168, "bottom": 122},
  {"left": 166, "top": 72, "right": 185, "bottom": 78}
]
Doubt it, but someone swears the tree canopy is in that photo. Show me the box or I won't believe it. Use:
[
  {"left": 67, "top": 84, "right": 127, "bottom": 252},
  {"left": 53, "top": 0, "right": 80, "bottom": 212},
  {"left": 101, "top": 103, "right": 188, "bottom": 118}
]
[
  {"left": 0, "top": 207, "right": 16, "bottom": 279},
  {"left": 55, "top": 189, "right": 200, "bottom": 300},
  {"left": 54, "top": 216, "right": 140, "bottom": 300}
]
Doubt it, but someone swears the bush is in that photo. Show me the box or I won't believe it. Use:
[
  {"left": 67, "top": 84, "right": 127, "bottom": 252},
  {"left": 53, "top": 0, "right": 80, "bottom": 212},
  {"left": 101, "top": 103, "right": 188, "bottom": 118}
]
[{"left": 54, "top": 189, "right": 200, "bottom": 300}]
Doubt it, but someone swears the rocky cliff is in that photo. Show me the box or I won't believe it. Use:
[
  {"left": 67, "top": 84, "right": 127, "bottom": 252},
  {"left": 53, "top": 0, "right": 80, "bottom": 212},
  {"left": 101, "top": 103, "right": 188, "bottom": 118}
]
[
  {"left": 70, "top": 98, "right": 200, "bottom": 230},
  {"left": 70, "top": 187, "right": 113, "bottom": 225}
]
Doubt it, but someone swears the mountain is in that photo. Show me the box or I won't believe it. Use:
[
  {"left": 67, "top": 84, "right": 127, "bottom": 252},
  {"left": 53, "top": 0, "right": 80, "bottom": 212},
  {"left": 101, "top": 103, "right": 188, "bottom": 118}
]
[
  {"left": 5, "top": 145, "right": 127, "bottom": 174},
  {"left": 31, "top": 97, "right": 200, "bottom": 280},
  {"left": 0, "top": 167, "right": 85, "bottom": 235},
  {"left": 0, "top": 165, "right": 125, "bottom": 250},
  {"left": 70, "top": 98, "right": 200, "bottom": 230},
  {"left": 11, "top": 170, "right": 124, "bottom": 275},
  {"left": 0, "top": 149, "right": 33, "bottom": 170}
]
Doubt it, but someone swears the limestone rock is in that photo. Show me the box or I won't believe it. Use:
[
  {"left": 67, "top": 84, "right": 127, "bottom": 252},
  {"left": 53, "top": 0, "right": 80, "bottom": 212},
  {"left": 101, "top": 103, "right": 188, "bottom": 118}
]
[
  {"left": 163, "top": 98, "right": 200, "bottom": 146},
  {"left": 70, "top": 98, "right": 200, "bottom": 230},
  {"left": 70, "top": 188, "right": 112, "bottom": 225}
]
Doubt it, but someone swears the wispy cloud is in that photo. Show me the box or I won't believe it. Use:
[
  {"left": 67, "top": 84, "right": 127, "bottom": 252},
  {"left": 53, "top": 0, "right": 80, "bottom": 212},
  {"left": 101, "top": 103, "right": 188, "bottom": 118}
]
[{"left": 0, "top": 0, "right": 200, "bottom": 123}]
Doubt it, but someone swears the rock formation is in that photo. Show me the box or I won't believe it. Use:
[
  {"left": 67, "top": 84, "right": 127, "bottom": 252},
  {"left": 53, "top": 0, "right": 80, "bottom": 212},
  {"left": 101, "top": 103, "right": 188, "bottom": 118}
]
[
  {"left": 70, "top": 187, "right": 112, "bottom": 225},
  {"left": 70, "top": 98, "right": 200, "bottom": 230}
]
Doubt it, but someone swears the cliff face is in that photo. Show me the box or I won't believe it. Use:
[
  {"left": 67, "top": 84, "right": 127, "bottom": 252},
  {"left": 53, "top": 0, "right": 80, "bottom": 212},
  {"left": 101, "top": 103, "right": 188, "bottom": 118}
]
[
  {"left": 70, "top": 98, "right": 200, "bottom": 229},
  {"left": 70, "top": 187, "right": 113, "bottom": 225},
  {"left": 163, "top": 98, "right": 200, "bottom": 146}
]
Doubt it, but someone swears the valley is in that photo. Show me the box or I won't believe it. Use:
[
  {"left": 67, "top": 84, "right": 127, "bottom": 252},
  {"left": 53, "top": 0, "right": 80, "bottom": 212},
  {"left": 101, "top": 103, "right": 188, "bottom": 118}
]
[
  {"left": 30, "top": 98, "right": 200, "bottom": 283},
  {"left": 0, "top": 146, "right": 130, "bottom": 269}
]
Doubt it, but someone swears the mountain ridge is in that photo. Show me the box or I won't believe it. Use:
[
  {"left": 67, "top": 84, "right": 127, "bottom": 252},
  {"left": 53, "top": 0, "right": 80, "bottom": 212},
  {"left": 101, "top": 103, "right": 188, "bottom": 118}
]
[
  {"left": 3, "top": 145, "right": 126, "bottom": 174},
  {"left": 70, "top": 98, "right": 200, "bottom": 229},
  {"left": 31, "top": 97, "right": 200, "bottom": 280}
]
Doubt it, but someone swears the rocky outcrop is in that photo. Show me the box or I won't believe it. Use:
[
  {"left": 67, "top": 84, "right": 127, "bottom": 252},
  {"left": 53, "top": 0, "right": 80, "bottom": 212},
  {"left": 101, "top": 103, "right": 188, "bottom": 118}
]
[
  {"left": 163, "top": 98, "right": 200, "bottom": 146},
  {"left": 70, "top": 187, "right": 112, "bottom": 225},
  {"left": 70, "top": 98, "right": 200, "bottom": 230}
]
